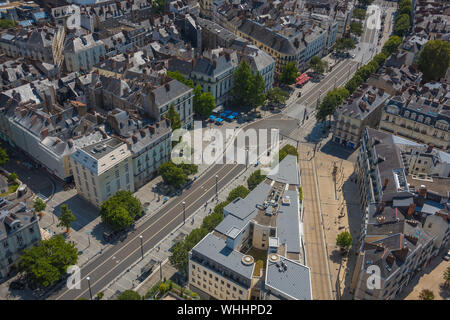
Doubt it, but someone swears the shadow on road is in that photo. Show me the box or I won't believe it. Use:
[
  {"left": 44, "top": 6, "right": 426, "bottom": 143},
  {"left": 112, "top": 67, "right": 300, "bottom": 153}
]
[{"left": 320, "top": 140, "right": 355, "bottom": 160}]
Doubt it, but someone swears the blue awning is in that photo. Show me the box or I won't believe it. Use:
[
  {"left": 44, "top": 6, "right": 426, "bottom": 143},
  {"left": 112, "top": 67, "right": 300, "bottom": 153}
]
[
  {"left": 232, "top": 112, "right": 239, "bottom": 116},
  {"left": 224, "top": 110, "right": 232, "bottom": 114},
  {"left": 216, "top": 118, "right": 223, "bottom": 122},
  {"left": 227, "top": 115, "right": 234, "bottom": 119},
  {"left": 220, "top": 113, "right": 227, "bottom": 117},
  {"left": 209, "top": 115, "right": 216, "bottom": 120}
]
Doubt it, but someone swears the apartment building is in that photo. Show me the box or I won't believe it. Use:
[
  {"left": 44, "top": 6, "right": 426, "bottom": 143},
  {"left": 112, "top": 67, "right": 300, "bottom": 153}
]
[
  {"left": 64, "top": 34, "right": 106, "bottom": 72},
  {"left": 143, "top": 79, "right": 194, "bottom": 129},
  {"left": 0, "top": 201, "right": 41, "bottom": 281},
  {"left": 332, "top": 85, "right": 390, "bottom": 149},
  {"left": 189, "top": 155, "right": 312, "bottom": 300},
  {"left": 237, "top": 44, "right": 275, "bottom": 92},
  {"left": 379, "top": 86, "right": 450, "bottom": 152},
  {"left": 190, "top": 48, "right": 239, "bottom": 107},
  {"left": 351, "top": 128, "right": 450, "bottom": 300},
  {"left": 70, "top": 138, "right": 134, "bottom": 208}
]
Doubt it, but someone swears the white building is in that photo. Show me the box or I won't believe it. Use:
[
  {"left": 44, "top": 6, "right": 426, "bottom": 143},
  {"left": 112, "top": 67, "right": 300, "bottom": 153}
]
[
  {"left": 70, "top": 138, "right": 134, "bottom": 208},
  {"left": 64, "top": 34, "right": 106, "bottom": 72}
]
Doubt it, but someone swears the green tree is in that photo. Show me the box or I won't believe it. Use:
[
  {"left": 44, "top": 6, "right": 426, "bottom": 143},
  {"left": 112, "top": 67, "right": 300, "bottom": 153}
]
[
  {"left": 0, "top": 146, "right": 8, "bottom": 165},
  {"left": 178, "top": 162, "right": 198, "bottom": 175},
  {"left": 358, "top": 0, "right": 373, "bottom": 6},
  {"left": 316, "top": 87, "right": 349, "bottom": 123},
  {"left": 159, "top": 283, "right": 167, "bottom": 294},
  {"left": 167, "top": 70, "right": 194, "bottom": 88},
  {"left": 152, "top": 0, "right": 166, "bottom": 14},
  {"left": 278, "top": 144, "right": 298, "bottom": 162},
  {"left": 398, "top": 0, "right": 412, "bottom": 15},
  {"left": 33, "top": 197, "right": 46, "bottom": 214},
  {"left": 249, "top": 72, "right": 266, "bottom": 110},
  {"left": 159, "top": 161, "right": 187, "bottom": 188},
  {"left": 353, "top": 8, "right": 366, "bottom": 20},
  {"left": 349, "top": 22, "right": 363, "bottom": 37},
  {"left": 8, "top": 172, "right": 18, "bottom": 183},
  {"left": 280, "top": 61, "right": 299, "bottom": 85},
  {"left": 266, "top": 87, "right": 289, "bottom": 105},
  {"left": 231, "top": 60, "right": 253, "bottom": 106},
  {"left": 57, "top": 204, "right": 76, "bottom": 234},
  {"left": 418, "top": 40, "right": 450, "bottom": 82},
  {"left": 418, "top": 289, "right": 434, "bottom": 300},
  {"left": 18, "top": 235, "right": 78, "bottom": 287},
  {"left": 335, "top": 37, "right": 355, "bottom": 53},
  {"left": 166, "top": 104, "right": 182, "bottom": 131},
  {"left": 444, "top": 266, "right": 450, "bottom": 287},
  {"left": 99, "top": 191, "right": 142, "bottom": 231},
  {"left": 117, "top": 290, "right": 141, "bottom": 300},
  {"left": 194, "top": 90, "right": 216, "bottom": 118},
  {"left": 345, "top": 74, "right": 363, "bottom": 94},
  {"left": 227, "top": 186, "right": 250, "bottom": 202},
  {"left": 394, "top": 14, "right": 410, "bottom": 37},
  {"left": 201, "top": 211, "right": 223, "bottom": 232},
  {"left": 336, "top": 231, "right": 353, "bottom": 251},
  {"left": 373, "top": 51, "right": 389, "bottom": 66},
  {"left": 382, "top": 36, "right": 403, "bottom": 55},
  {"left": 247, "top": 170, "right": 267, "bottom": 191},
  {"left": 309, "top": 56, "right": 328, "bottom": 74},
  {"left": 0, "top": 19, "right": 15, "bottom": 29},
  {"left": 232, "top": 60, "right": 266, "bottom": 109}
]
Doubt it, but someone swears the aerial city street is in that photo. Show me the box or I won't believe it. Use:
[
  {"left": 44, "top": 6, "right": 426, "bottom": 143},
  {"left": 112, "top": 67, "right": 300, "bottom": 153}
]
[{"left": 0, "top": 0, "right": 448, "bottom": 305}]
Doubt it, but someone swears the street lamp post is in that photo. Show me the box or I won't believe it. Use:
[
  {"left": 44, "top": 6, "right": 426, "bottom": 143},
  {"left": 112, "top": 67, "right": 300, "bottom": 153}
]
[
  {"left": 182, "top": 201, "right": 186, "bottom": 225},
  {"left": 139, "top": 235, "right": 144, "bottom": 260},
  {"left": 86, "top": 276, "right": 93, "bottom": 300},
  {"left": 159, "top": 260, "right": 163, "bottom": 281},
  {"left": 215, "top": 175, "right": 218, "bottom": 200}
]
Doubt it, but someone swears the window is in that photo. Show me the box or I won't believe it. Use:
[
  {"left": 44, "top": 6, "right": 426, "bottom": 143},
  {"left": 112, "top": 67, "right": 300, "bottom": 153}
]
[{"left": 29, "top": 227, "right": 34, "bottom": 234}]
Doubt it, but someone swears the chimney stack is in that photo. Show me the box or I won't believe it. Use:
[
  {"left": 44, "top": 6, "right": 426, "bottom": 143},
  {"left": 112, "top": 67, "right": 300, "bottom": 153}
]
[
  {"left": 427, "top": 143, "right": 434, "bottom": 152},
  {"left": 407, "top": 203, "right": 416, "bottom": 216},
  {"left": 419, "top": 185, "right": 427, "bottom": 197},
  {"left": 383, "top": 178, "right": 389, "bottom": 188}
]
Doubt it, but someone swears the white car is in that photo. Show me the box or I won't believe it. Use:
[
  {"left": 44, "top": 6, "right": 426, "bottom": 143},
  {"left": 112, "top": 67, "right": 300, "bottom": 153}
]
[
  {"left": 350, "top": 53, "right": 356, "bottom": 59},
  {"left": 444, "top": 250, "right": 450, "bottom": 261}
]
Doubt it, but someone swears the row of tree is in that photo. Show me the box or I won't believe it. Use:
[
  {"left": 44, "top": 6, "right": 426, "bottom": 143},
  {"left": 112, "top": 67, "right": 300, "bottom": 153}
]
[
  {"left": 394, "top": 0, "right": 412, "bottom": 37},
  {"left": 316, "top": 34, "right": 403, "bottom": 123}
]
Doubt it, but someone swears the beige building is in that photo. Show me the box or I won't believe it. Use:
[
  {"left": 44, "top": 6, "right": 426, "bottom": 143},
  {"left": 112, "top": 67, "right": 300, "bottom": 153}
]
[
  {"left": 70, "top": 137, "right": 134, "bottom": 207},
  {"left": 379, "top": 95, "right": 450, "bottom": 152},
  {"left": 332, "top": 85, "right": 390, "bottom": 150}
]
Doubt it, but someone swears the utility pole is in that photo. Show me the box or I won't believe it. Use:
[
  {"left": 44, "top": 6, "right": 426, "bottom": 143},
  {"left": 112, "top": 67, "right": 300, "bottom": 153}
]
[
  {"left": 159, "top": 260, "right": 163, "bottom": 281},
  {"left": 215, "top": 175, "right": 218, "bottom": 200},
  {"left": 86, "top": 276, "right": 93, "bottom": 300},
  {"left": 182, "top": 201, "right": 186, "bottom": 225},
  {"left": 139, "top": 235, "right": 144, "bottom": 260}
]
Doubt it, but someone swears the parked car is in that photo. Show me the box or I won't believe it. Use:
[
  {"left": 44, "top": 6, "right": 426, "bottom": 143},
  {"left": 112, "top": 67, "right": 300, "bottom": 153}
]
[{"left": 444, "top": 250, "right": 450, "bottom": 261}]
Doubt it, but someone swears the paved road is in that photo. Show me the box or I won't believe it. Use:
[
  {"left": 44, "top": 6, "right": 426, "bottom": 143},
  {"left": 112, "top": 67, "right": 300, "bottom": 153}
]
[
  {"left": 49, "top": 163, "right": 244, "bottom": 300},
  {"left": 299, "top": 144, "right": 333, "bottom": 300}
]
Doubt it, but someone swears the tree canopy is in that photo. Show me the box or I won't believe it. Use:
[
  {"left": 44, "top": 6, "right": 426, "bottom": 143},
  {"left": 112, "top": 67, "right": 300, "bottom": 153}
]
[
  {"left": 394, "top": 14, "right": 410, "bottom": 37},
  {"left": 418, "top": 40, "right": 450, "bottom": 83},
  {"left": 278, "top": 144, "right": 298, "bottom": 162},
  {"left": 349, "top": 22, "right": 363, "bottom": 37},
  {"left": 33, "top": 197, "right": 46, "bottom": 213},
  {"left": 309, "top": 56, "right": 328, "bottom": 74},
  {"left": 247, "top": 170, "right": 267, "bottom": 191},
  {"left": 316, "top": 87, "right": 349, "bottom": 122},
  {"left": 280, "top": 61, "right": 299, "bottom": 85},
  {"left": 166, "top": 104, "right": 182, "bottom": 131},
  {"left": 0, "top": 19, "right": 15, "bottom": 29},
  {"left": 227, "top": 186, "right": 250, "bottom": 202},
  {"left": 418, "top": 289, "right": 434, "bottom": 300},
  {"left": 159, "top": 161, "right": 188, "bottom": 188},
  {"left": 167, "top": 70, "right": 194, "bottom": 88},
  {"left": 231, "top": 60, "right": 266, "bottom": 109},
  {"left": 336, "top": 231, "right": 353, "bottom": 251},
  {"left": 99, "top": 190, "right": 142, "bottom": 231},
  {"left": 0, "top": 146, "right": 8, "bottom": 165},
  {"left": 335, "top": 37, "right": 355, "bottom": 52},
  {"left": 193, "top": 85, "right": 216, "bottom": 118},
  {"left": 352, "top": 8, "right": 366, "bottom": 20},
  {"left": 266, "top": 87, "right": 289, "bottom": 106},
  {"left": 19, "top": 235, "right": 78, "bottom": 287},
  {"left": 117, "top": 290, "right": 142, "bottom": 300},
  {"left": 57, "top": 204, "right": 76, "bottom": 233}
]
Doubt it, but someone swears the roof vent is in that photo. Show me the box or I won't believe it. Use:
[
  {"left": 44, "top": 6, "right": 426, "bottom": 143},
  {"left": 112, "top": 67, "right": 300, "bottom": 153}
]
[
  {"left": 241, "top": 255, "right": 254, "bottom": 266},
  {"left": 268, "top": 254, "right": 280, "bottom": 263}
]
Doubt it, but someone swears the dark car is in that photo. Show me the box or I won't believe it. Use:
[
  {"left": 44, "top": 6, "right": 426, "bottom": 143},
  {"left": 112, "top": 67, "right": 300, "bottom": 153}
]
[{"left": 10, "top": 281, "right": 25, "bottom": 290}]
